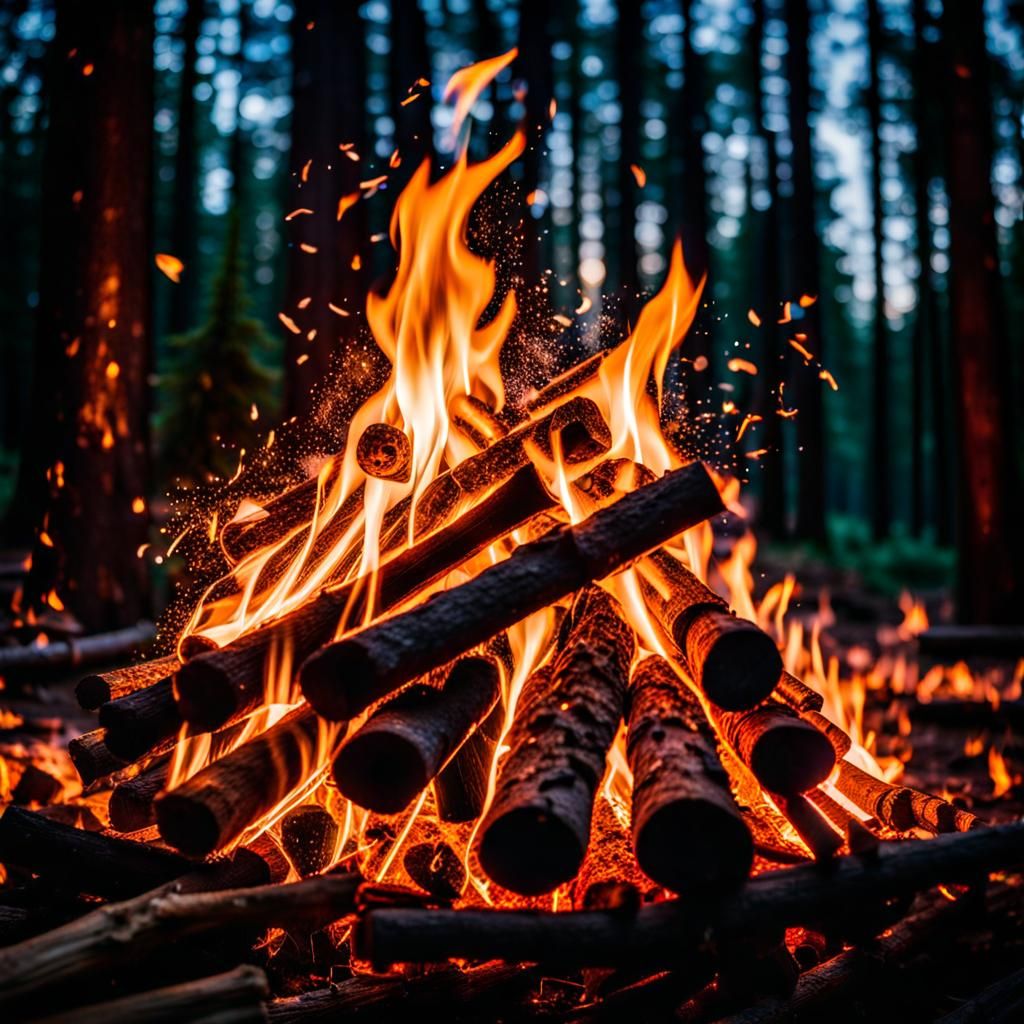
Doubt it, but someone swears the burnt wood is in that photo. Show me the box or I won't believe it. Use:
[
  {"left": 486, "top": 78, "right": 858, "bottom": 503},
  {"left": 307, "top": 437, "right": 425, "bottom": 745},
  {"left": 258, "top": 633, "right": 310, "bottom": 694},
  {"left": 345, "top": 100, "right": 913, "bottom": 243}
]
[
  {"left": 0, "top": 621, "right": 155, "bottom": 678},
  {"left": 477, "top": 587, "right": 634, "bottom": 895},
  {"left": 281, "top": 805, "right": 339, "bottom": 877},
  {"left": 67, "top": 728, "right": 128, "bottom": 786},
  {"left": 625, "top": 655, "right": 753, "bottom": 893},
  {"left": 773, "top": 672, "right": 824, "bottom": 713},
  {"left": 76, "top": 654, "right": 180, "bottom": 711},
  {"left": 434, "top": 695, "right": 504, "bottom": 823},
  {"left": 108, "top": 756, "right": 171, "bottom": 833},
  {"left": 356, "top": 422, "right": 412, "bottom": 481},
  {"left": 802, "top": 710, "right": 852, "bottom": 758},
  {"left": 333, "top": 654, "right": 501, "bottom": 813},
  {"left": 99, "top": 677, "right": 182, "bottom": 761},
  {"left": 774, "top": 794, "right": 843, "bottom": 861},
  {"left": 300, "top": 461, "right": 723, "bottom": 720}
]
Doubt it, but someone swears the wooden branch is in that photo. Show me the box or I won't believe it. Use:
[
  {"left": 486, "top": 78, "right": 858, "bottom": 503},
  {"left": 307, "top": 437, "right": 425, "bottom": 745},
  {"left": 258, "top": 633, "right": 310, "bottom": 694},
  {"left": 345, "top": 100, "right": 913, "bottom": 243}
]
[
  {"left": 0, "top": 622, "right": 155, "bottom": 678},
  {"left": 33, "top": 965, "right": 269, "bottom": 1024},
  {"left": 708, "top": 701, "right": 836, "bottom": 795},
  {"left": 157, "top": 707, "right": 345, "bottom": 857},
  {"left": 359, "top": 821, "right": 1024, "bottom": 967},
  {"left": 640, "top": 551, "right": 782, "bottom": 710},
  {"left": 99, "top": 677, "right": 182, "bottom": 761},
  {"left": 625, "top": 655, "right": 752, "bottom": 893},
  {"left": 67, "top": 728, "right": 128, "bottom": 786},
  {"left": 774, "top": 794, "right": 843, "bottom": 862},
  {"left": 477, "top": 587, "right": 634, "bottom": 895},
  {"left": 108, "top": 756, "right": 171, "bottom": 833},
  {"left": 0, "top": 853, "right": 278, "bottom": 1008},
  {"left": 773, "top": 672, "right": 824, "bottom": 713},
  {"left": 281, "top": 805, "right": 339, "bottom": 878},
  {"left": 333, "top": 654, "right": 501, "bottom": 814},
  {"left": 76, "top": 654, "right": 179, "bottom": 711},
  {"left": 300, "top": 461, "right": 723, "bottom": 720},
  {"left": 356, "top": 423, "right": 412, "bottom": 481}
]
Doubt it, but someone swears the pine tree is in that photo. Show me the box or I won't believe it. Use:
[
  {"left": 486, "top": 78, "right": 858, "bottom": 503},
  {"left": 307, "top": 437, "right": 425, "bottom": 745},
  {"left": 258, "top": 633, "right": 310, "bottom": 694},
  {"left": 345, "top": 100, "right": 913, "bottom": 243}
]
[{"left": 159, "top": 211, "right": 277, "bottom": 487}]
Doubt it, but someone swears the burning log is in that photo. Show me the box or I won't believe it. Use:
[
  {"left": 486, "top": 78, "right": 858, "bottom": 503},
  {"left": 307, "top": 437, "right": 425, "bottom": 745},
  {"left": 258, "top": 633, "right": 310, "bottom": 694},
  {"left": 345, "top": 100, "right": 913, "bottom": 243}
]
[
  {"left": 359, "top": 821, "right": 1024, "bottom": 967},
  {"left": 404, "top": 841, "right": 466, "bottom": 900},
  {"left": 75, "top": 654, "right": 180, "bottom": 711},
  {"left": 709, "top": 701, "right": 836, "bottom": 795},
  {"left": 356, "top": 422, "right": 412, "bottom": 481},
  {"left": 333, "top": 654, "right": 501, "bottom": 814},
  {"left": 572, "top": 797, "right": 655, "bottom": 912},
  {"left": 917, "top": 624, "right": 1024, "bottom": 658},
  {"left": 450, "top": 393, "right": 508, "bottom": 448},
  {"left": 802, "top": 710, "right": 852, "bottom": 758},
  {"left": 805, "top": 787, "right": 878, "bottom": 846},
  {"left": 281, "top": 805, "right": 339, "bottom": 877},
  {"left": 99, "top": 677, "right": 182, "bottom": 761},
  {"left": 0, "top": 852, "right": 280, "bottom": 1008},
  {"left": 0, "top": 621, "right": 155, "bottom": 678},
  {"left": 625, "top": 655, "right": 753, "bottom": 893},
  {"left": 300, "top": 461, "right": 723, "bottom": 721},
  {"left": 773, "top": 794, "right": 843, "bottom": 862},
  {"left": 176, "top": 460, "right": 559, "bottom": 733},
  {"left": 639, "top": 551, "right": 782, "bottom": 711},
  {"left": 31, "top": 964, "right": 269, "bottom": 1024},
  {"left": 773, "top": 671, "right": 824, "bottom": 713},
  {"left": 937, "top": 966, "right": 1024, "bottom": 1024},
  {"left": 434, "top": 696, "right": 504, "bottom": 823},
  {"left": 156, "top": 706, "right": 344, "bottom": 857},
  {"left": 108, "top": 756, "right": 171, "bottom": 833},
  {"left": 477, "top": 587, "right": 634, "bottom": 896},
  {"left": 67, "top": 728, "right": 127, "bottom": 786}
]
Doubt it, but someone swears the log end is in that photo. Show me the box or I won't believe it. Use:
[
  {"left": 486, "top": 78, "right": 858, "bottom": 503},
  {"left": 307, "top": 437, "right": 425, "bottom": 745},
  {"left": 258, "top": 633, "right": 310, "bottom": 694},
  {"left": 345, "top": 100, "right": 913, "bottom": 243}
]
[
  {"left": 155, "top": 792, "right": 223, "bottom": 858},
  {"left": 752, "top": 718, "right": 837, "bottom": 795},
  {"left": 689, "top": 610, "right": 783, "bottom": 711},
  {"left": 299, "top": 641, "right": 372, "bottom": 721},
  {"left": 478, "top": 806, "right": 586, "bottom": 896},
  {"left": 332, "top": 730, "right": 429, "bottom": 815},
  {"left": 174, "top": 659, "right": 240, "bottom": 733},
  {"left": 635, "top": 800, "right": 754, "bottom": 894},
  {"left": 75, "top": 674, "right": 112, "bottom": 711}
]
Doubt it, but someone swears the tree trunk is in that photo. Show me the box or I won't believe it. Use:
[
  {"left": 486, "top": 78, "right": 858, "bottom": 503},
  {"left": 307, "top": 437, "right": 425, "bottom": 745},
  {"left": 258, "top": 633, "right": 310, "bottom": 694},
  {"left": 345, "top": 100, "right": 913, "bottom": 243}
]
[
  {"left": 168, "top": 0, "right": 202, "bottom": 336},
  {"left": 866, "top": 0, "right": 890, "bottom": 540},
  {"left": 21, "top": 0, "right": 153, "bottom": 630},
  {"left": 283, "top": 1, "right": 367, "bottom": 418},
  {"left": 615, "top": 0, "right": 642, "bottom": 297},
  {"left": 943, "top": 0, "right": 1023, "bottom": 623},
  {"left": 784, "top": 0, "right": 826, "bottom": 543}
]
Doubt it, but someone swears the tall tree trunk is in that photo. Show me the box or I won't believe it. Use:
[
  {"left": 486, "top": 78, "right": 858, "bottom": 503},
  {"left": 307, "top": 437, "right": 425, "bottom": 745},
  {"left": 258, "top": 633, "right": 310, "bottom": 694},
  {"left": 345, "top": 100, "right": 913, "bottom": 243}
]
[
  {"left": 866, "top": 0, "right": 890, "bottom": 540},
  {"left": 168, "top": 0, "right": 202, "bottom": 336},
  {"left": 750, "top": 0, "right": 786, "bottom": 537},
  {"left": 784, "top": 0, "right": 826, "bottom": 544},
  {"left": 615, "top": 0, "right": 642, "bottom": 298},
  {"left": 943, "top": 0, "right": 1023, "bottom": 623},
  {"left": 283, "top": 1, "right": 368, "bottom": 419},
  {"left": 22, "top": 0, "right": 153, "bottom": 630}
]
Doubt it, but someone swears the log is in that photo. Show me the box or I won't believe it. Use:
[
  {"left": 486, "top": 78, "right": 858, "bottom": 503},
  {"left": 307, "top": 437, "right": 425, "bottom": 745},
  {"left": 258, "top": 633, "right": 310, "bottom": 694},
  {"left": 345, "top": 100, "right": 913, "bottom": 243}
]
[
  {"left": 433, "top": 696, "right": 504, "bottom": 823},
  {"left": 157, "top": 707, "right": 344, "bottom": 857},
  {"left": 937, "top": 966, "right": 1024, "bottom": 1024},
  {"left": 477, "top": 587, "right": 634, "bottom": 895},
  {"left": 0, "top": 853, "right": 279, "bottom": 1008},
  {"left": 902, "top": 696, "right": 1024, "bottom": 732},
  {"left": 0, "top": 621, "right": 155, "bottom": 678},
  {"left": 639, "top": 551, "right": 782, "bottom": 710},
  {"left": 177, "top": 461, "right": 559, "bottom": 733},
  {"left": 832, "top": 761, "right": 915, "bottom": 831},
  {"left": 0, "top": 806, "right": 190, "bottom": 899},
  {"left": 67, "top": 728, "right": 128, "bottom": 787},
  {"left": 33, "top": 964, "right": 269, "bottom": 1024},
  {"left": 333, "top": 655, "right": 501, "bottom": 814},
  {"left": 404, "top": 841, "right": 466, "bottom": 900},
  {"left": 108, "top": 756, "right": 171, "bottom": 833},
  {"left": 571, "top": 797, "right": 654, "bottom": 912},
  {"left": 918, "top": 624, "right": 1024, "bottom": 658},
  {"left": 450, "top": 393, "right": 508, "bottom": 447},
  {"left": 774, "top": 794, "right": 843, "bottom": 862},
  {"left": 359, "top": 821, "right": 1024, "bottom": 967},
  {"left": 301, "top": 461, "right": 723, "bottom": 720},
  {"left": 76, "top": 654, "right": 180, "bottom": 711},
  {"left": 99, "top": 677, "right": 182, "bottom": 761},
  {"left": 281, "top": 805, "right": 339, "bottom": 878},
  {"left": 803, "top": 710, "right": 852, "bottom": 758},
  {"left": 625, "top": 655, "right": 753, "bottom": 893},
  {"left": 356, "top": 423, "right": 412, "bottom": 481},
  {"left": 774, "top": 671, "right": 824, "bottom": 713},
  {"left": 709, "top": 701, "right": 836, "bottom": 795}
]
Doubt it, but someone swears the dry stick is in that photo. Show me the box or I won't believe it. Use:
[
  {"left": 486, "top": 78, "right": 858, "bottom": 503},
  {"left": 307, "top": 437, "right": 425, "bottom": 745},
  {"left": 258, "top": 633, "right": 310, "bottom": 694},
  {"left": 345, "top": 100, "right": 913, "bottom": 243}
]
[
  {"left": 301, "top": 461, "right": 723, "bottom": 721},
  {"left": 356, "top": 423, "right": 412, "bottom": 481},
  {"left": 358, "top": 821, "right": 1024, "bottom": 968},
  {"left": 0, "top": 621, "right": 156, "bottom": 677},
  {"left": 0, "top": 853, "right": 281, "bottom": 1008},
  {"left": 477, "top": 587, "right": 635, "bottom": 896},
  {"left": 774, "top": 671, "right": 824, "bottom": 713},
  {"left": 108, "top": 755, "right": 171, "bottom": 833},
  {"left": 281, "top": 805, "right": 339, "bottom": 877},
  {"left": 156, "top": 706, "right": 344, "bottom": 857},
  {"left": 33, "top": 964, "right": 269, "bottom": 1024},
  {"left": 67, "top": 728, "right": 128, "bottom": 786},
  {"left": 177, "top": 461, "right": 560, "bottom": 734},
  {"left": 99, "top": 676, "right": 182, "bottom": 761},
  {"left": 774, "top": 794, "right": 844, "bottom": 861},
  {"left": 639, "top": 551, "right": 782, "bottom": 710},
  {"left": 625, "top": 655, "right": 753, "bottom": 893},
  {"left": 333, "top": 654, "right": 501, "bottom": 814},
  {"left": 76, "top": 654, "right": 181, "bottom": 711},
  {"left": 709, "top": 700, "right": 836, "bottom": 795}
]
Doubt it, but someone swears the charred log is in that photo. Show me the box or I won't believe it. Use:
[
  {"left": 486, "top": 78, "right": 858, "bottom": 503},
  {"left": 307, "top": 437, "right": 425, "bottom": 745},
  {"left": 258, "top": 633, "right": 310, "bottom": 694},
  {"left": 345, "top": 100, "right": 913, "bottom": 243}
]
[
  {"left": 281, "top": 805, "right": 339, "bottom": 878},
  {"left": 774, "top": 794, "right": 843, "bottom": 862},
  {"left": 625, "top": 655, "right": 753, "bottom": 893},
  {"left": 434, "top": 696, "right": 504, "bottom": 823},
  {"left": 356, "top": 423, "right": 412, "bottom": 482},
  {"left": 67, "top": 728, "right": 128, "bottom": 787},
  {"left": 99, "top": 677, "right": 181, "bottom": 761},
  {"left": 108, "top": 756, "right": 171, "bottom": 833},
  {"left": 773, "top": 672, "right": 824, "bottom": 713},
  {"left": 0, "top": 622, "right": 155, "bottom": 679},
  {"left": 300, "top": 461, "right": 723, "bottom": 720},
  {"left": 76, "top": 655, "right": 179, "bottom": 711}
]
